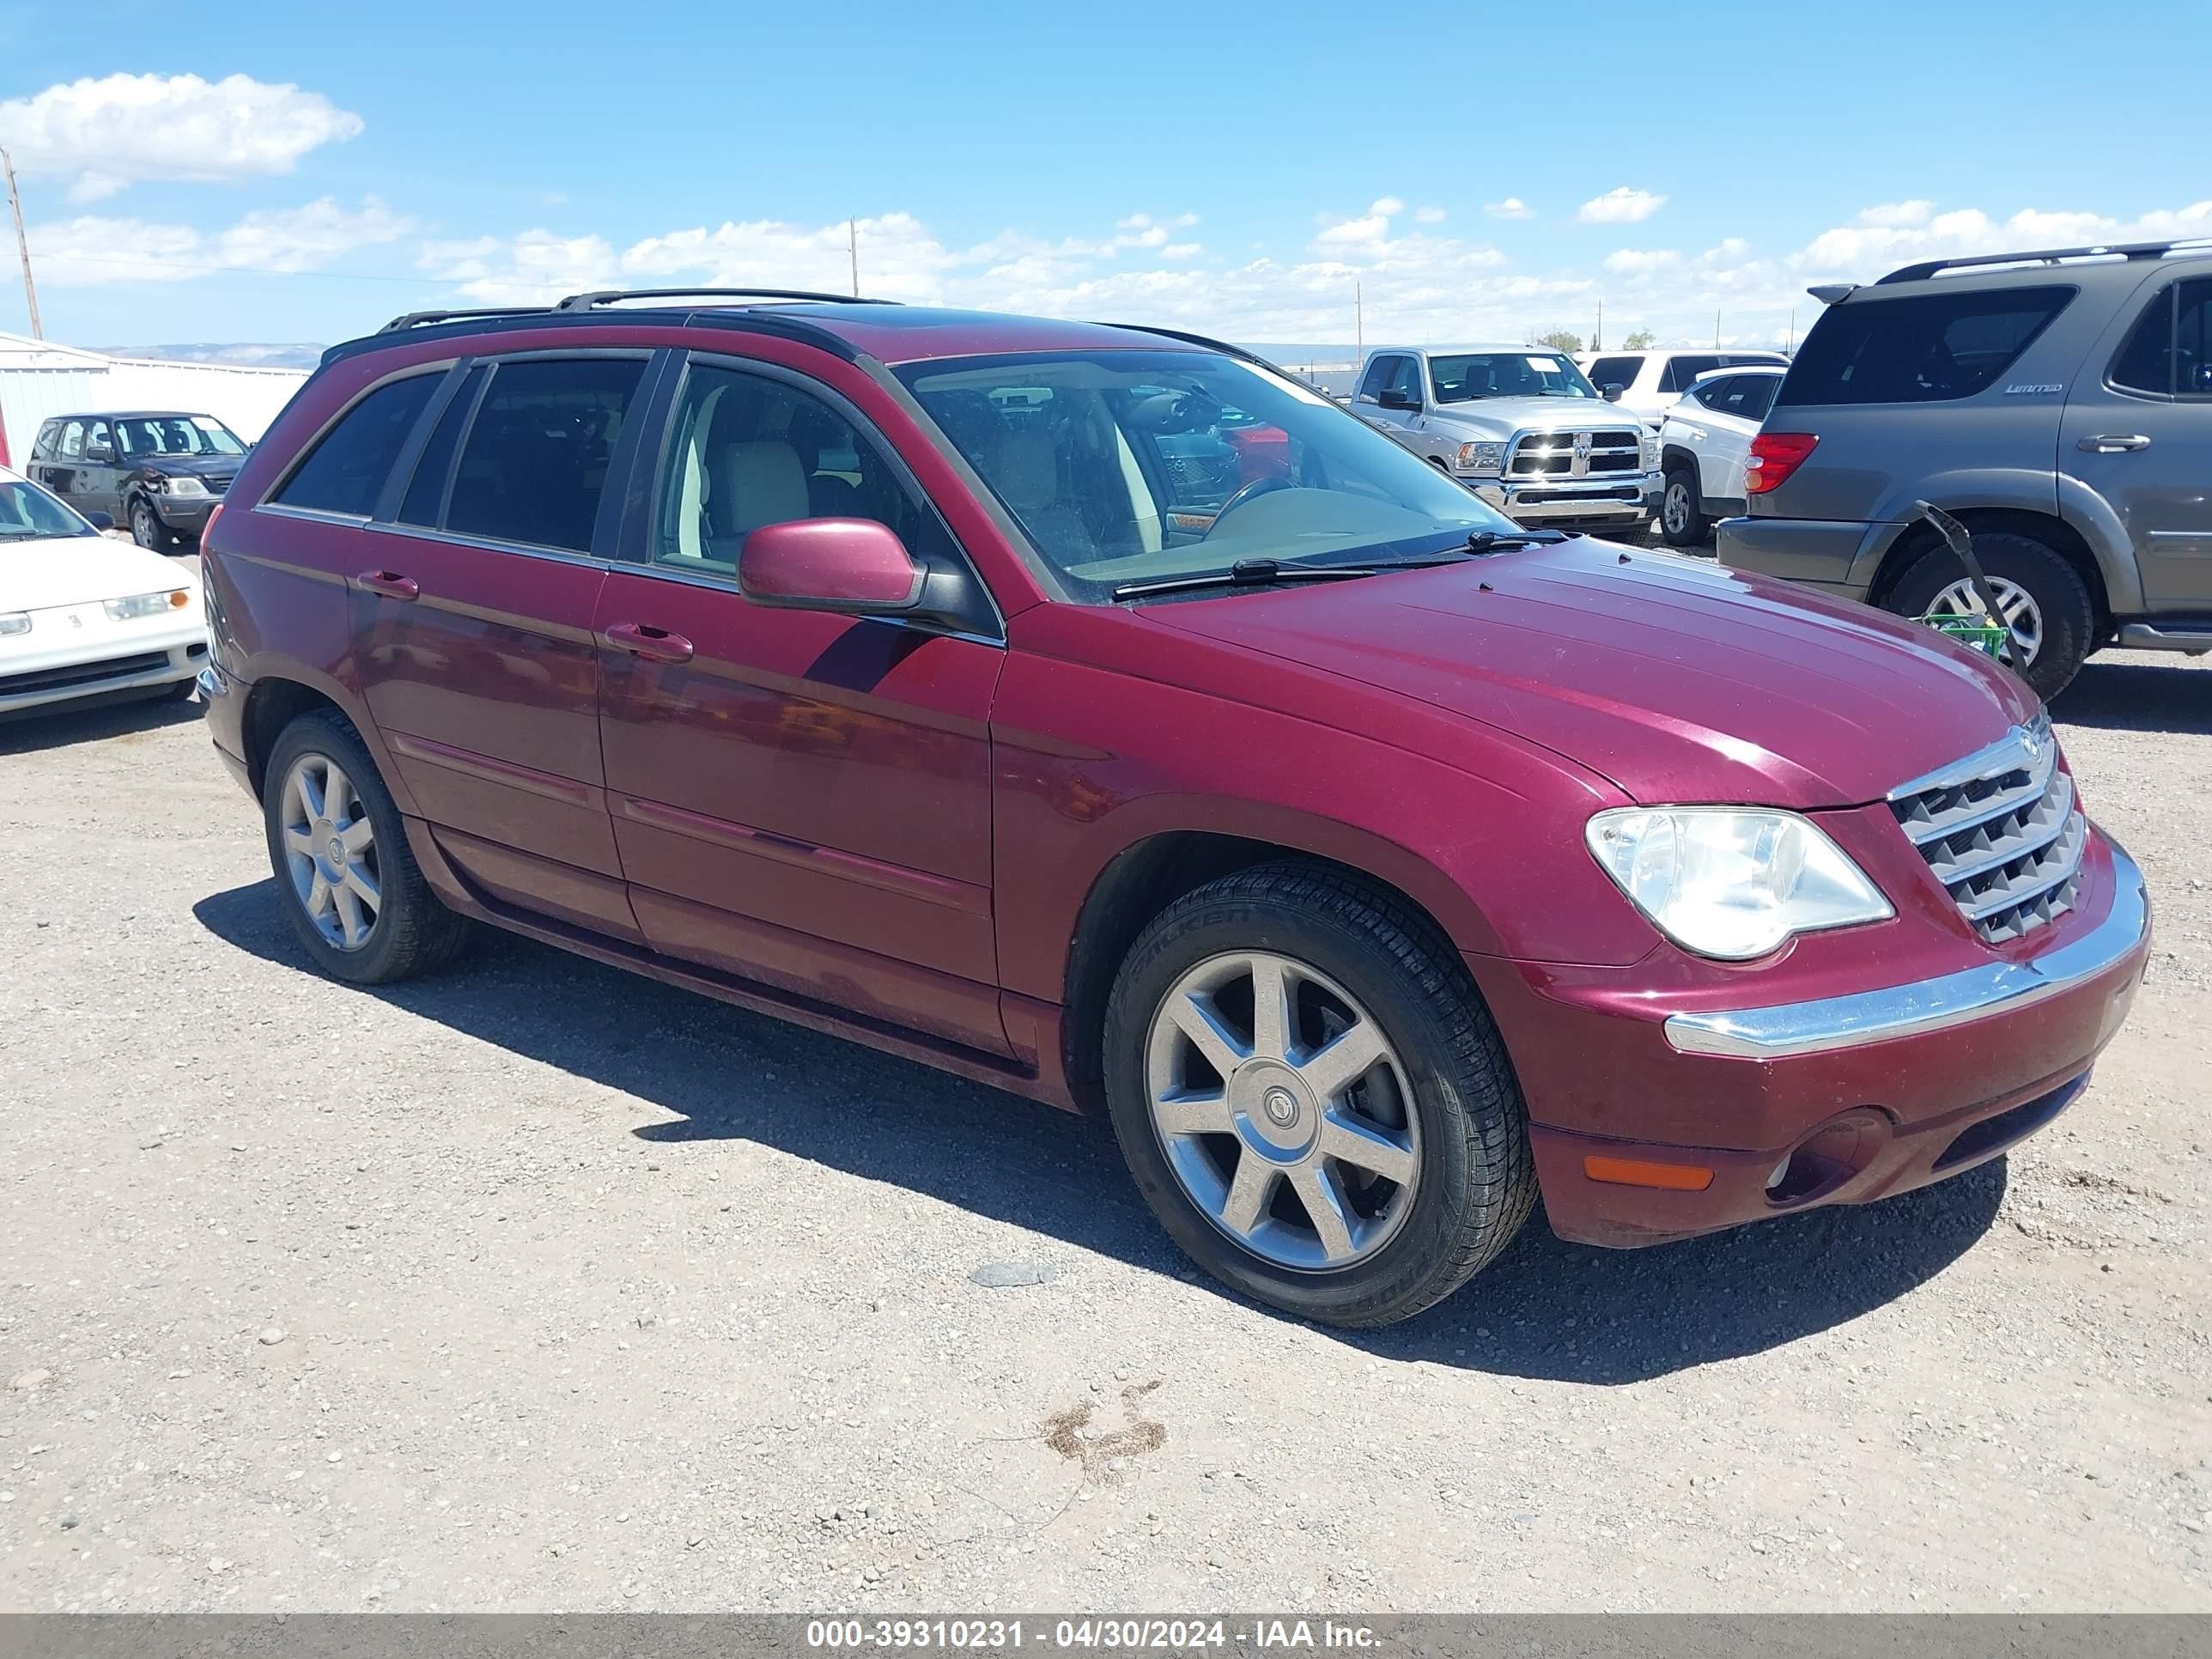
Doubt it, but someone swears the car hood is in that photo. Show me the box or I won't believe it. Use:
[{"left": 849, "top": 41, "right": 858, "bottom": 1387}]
[
  {"left": 1422, "top": 397, "right": 1635, "bottom": 437},
  {"left": 1146, "top": 539, "right": 2041, "bottom": 809},
  {"left": 134, "top": 454, "right": 239, "bottom": 480},
  {"left": 1, "top": 536, "right": 199, "bottom": 611}
]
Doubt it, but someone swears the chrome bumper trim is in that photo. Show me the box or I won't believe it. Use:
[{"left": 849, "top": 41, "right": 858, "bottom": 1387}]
[
  {"left": 196, "top": 663, "right": 229, "bottom": 699},
  {"left": 1663, "top": 841, "right": 2148, "bottom": 1059}
]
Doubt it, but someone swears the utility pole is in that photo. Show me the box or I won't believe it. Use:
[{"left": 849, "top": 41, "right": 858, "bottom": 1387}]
[
  {"left": 2, "top": 148, "right": 41, "bottom": 341},
  {"left": 1786, "top": 305, "right": 1796, "bottom": 355},
  {"left": 1354, "top": 279, "right": 1363, "bottom": 360},
  {"left": 1594, "top": 298, "right": 1603, "bottom": 352},
  {"left": 848, "top": 218, "right": 860, "bottom": 298},
  {"left": 1713, "top": 307, "right": 1722, "bottom": 348}
]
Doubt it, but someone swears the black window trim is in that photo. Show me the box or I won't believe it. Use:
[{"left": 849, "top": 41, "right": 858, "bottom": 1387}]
[
  {"left": 2103, "top": 275, "right": 2209, "bottom": 404},
  {"left": 1778, "top": 283, "right": 2080, "bottom": 409},
  {"left": 616, "top": 346, "right": 1006, "bottom": 646}
]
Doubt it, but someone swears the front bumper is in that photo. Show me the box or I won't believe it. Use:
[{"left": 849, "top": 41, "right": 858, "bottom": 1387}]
[
  {"left": 1479, "top": 840, "right": 2151, "bottom": 1248},
  {"left": 150, "top": 493, "right": 218, "bottom": 532},
  {"left": 0, "top": 612, "right": 208, "bottom": 716},
  {"left": 1474, "top": 471, "right": 1659, "bottom": 526}
]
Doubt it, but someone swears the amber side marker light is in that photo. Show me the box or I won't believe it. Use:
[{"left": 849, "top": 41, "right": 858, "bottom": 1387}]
[{"left": 1583, "top": 1155, "right": 1716, "bottom": 1192}]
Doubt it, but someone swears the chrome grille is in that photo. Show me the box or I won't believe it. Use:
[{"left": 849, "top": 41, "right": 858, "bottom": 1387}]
[
  {"left": 1504, "top": 428, "right": 1644, "bottom": 481},
  {"left": 1888, "top": 716, "right": 2087, "bottom": 944}
]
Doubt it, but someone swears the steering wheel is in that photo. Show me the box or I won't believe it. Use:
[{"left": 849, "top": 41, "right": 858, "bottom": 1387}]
[{"left": 1205, "top": 474, "right": 1296, "bottom": 537}]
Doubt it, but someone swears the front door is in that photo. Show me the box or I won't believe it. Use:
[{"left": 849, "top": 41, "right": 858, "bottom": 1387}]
[
  {"left": 337, "top": 352, "right": 654, "bottom": 939},
  {"left": 80, "top": 419, "right": 123, "bottom": 520},
  {"left": 593, "top": 354, "right": 1008, "bottom": 1055},
  {"left": 2063, "top": 270, "right": 2212, "bottom": 611}
]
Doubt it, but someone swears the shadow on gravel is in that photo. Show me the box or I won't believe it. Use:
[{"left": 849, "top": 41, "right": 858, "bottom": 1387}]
[
  {"left": 194, "top": 878, "right": 2006, "bottom": 1385},
  {"left": 2053, "top": 658, "right": 2212, "bottom": 734},
  {"left": 0, "top": 687, "right": 200, "bottom": 753}
]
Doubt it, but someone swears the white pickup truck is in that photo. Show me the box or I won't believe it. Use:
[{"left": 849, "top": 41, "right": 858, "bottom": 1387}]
[{"left": 1347, "top": 346, "right": 1660, "bottom": 532}]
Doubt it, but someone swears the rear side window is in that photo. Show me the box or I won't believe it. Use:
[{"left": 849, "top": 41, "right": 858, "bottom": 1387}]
[
  {"left": 397, "top": 364, "right": 487, "bottom": 526},
  {"left": 2111, "top": 277, "right": 2212, "bottom": 398},
  {"left": 1586, "top": 356, "right": 1640, "bottom": 392},
  {"left": 1778, "top": 284, "right": 2074, "bottom": 406},
  {"left": 1657, "top": 355, "right": 1723, "bottom": 392},
  {"left": 445, "top": 357, "right": 645, "bottom": 552},
  {"left": 276, "top": 374, "right": 440, "bottom": 516}
]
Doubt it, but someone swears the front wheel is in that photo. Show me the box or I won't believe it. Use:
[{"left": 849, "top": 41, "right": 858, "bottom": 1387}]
[
  {"left": 1103, "top": 864, "right": 1535, "bottom": 1328},
  {"left": 1660, "top": 465, "right": 1706, "bottom": 546},
  {"left": 261, "top": 710, "right": 471, "bottom": 984},
  {"left": 131, "top": 499, "right": 166, "bottom": 550}
]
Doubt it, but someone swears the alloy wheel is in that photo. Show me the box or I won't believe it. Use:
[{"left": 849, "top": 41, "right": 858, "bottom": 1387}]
[
  {"left": 1662, "top": 480, "right": 1692, "bottom": 536},
  {"left": 1927, "top": 574, "right": 2044, "bottom": 665},
  {"left": 132, "top": 504, "right": 160, "bottom": 549},
  {"left": 1145, "top": 951, "right": 1420, "bottom": 1272},
  {"left": 279, "top": 753, "right": 381, "bottom": 951}
]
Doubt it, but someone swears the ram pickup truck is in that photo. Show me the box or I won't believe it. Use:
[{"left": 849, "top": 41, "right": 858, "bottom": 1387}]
[{"left": 1350, "top": 345, "right": 1661, "bottom": 532}]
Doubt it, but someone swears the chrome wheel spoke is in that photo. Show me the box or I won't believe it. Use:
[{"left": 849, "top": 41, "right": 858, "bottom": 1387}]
[
  {"left": 295, "top": 767, "right": 326, "bottom": 822},
  {"left": 282, "top": 752, "right": 380, "bottom": 953},
  {"left": 322, "top": 763, "right": 353, "bottom": 825},
  {"left": 343, "top": 861, "right": 380, "bottom": 913},
  {"left": 283, "top": 826, "right": 317, "bottom": 860},
  {"left": 1318, "top": 1109, "right": 1417, "bottom": 1187},
  {"left": 304, "top": 871, "right": 332, "bottom": 921},
  {"left": 1218, "top": 1155, "right": 1277, "bottom": 1238},
  {"left": 1248, "top": 955, "right": 1295, "bottom": 1060},
  {"left": 1154, "top": 1088, "right": 1232, "bottom": 1139},
  {"left": 340, "top": 818, "right": 374, "bottom": 855},
  {"left": 1297, "top": 1019, "right": 1388, "bottom": 1103},
  {"left": 331, "top": 883, "right": 367, "bottom": 948},
  {"left": 1166, "top": 993, "right": 1247, "bottom": 1078},
  {"left": 1291, "top": 1164, "right": 1357, "bottom": 1263}
]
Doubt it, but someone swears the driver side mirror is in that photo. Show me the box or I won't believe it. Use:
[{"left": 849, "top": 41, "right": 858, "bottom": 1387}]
[
  {"left": 85, "top": 442, "right": 116, "bottom": 463},
  {"left": 1601, "top": 383, "right": 1625, "bottom": 402},
  {"left": 1377, "top": 389, "right": 1421, "bottom": 411},
  {"left": 738, "top": 518, "right": 926, "bottom": 616}
]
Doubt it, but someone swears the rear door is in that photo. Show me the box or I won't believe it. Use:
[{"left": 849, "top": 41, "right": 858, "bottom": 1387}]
[
  {"left": 1691, "top": 374, "right": 1777, "bottom": 507},
  {"left": 319, "top": 351, "right": 657, "bottom": 939},
  {"left": 2062, "top": 270, "right": 2212, "bottom": 610},
  {"left": 593, "top": 351, "right": 1008, "bottom": 1054}
]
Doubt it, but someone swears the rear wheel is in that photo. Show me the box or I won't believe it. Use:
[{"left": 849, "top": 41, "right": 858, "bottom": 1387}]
[
  {"left": 1660, "top": 465, "right": 1706, "bottom": 546},
  {"left": 261, "top": 710, "right": 471, "bottom": 984},
  {"left": 1103, "top": 864, "right": 1535, "bottom": 1328},
  {"left": 1885, "top": 530, "right": 2095, "bottom": 701}
]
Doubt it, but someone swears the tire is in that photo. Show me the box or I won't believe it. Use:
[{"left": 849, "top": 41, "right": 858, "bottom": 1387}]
[
  {"left": 261, "top": 709, "right": 471, "bottom": 985},
  {"left": 1883, "top": 529, "right": 2096, "bottom": 702},
  {"left": 130, "top": 498, "right": 166, "bottom": 550},
  {"left": 1103, "top": 862, "right": 1535, "bottom": 1328},
  {"left": 1660, "top": 464, "right": 1706, "bottom": 546}
]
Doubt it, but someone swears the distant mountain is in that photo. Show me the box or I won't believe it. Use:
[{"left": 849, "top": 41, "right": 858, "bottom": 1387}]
[{"left": 95, "top": 343, "right": 325, "bottom": 370}]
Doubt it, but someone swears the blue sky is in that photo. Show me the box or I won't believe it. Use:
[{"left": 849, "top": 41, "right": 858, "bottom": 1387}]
[{"left": 1, "top": 0, "right": 2206, "bottom": 352}]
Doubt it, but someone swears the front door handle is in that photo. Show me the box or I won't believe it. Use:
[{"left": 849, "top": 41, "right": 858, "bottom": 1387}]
[
  {"left": 355, "top": 569, "right": 419, "bottom": 600},
  {"left": 2077, "top": 434, "right": 2151, "bottom": 453},
  {"left": 605, "top": 621, "right": 695, "bottom": 664}
]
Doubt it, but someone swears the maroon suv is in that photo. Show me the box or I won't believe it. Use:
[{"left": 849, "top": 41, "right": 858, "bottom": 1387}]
[{"left": 196, "top": 289, "right": 2151, "bottom": 1328}]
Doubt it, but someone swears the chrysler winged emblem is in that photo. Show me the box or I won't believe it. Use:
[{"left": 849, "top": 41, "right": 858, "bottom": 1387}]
[{"left": 2017, "top": 723, "right": 2042, "bottom": 762}]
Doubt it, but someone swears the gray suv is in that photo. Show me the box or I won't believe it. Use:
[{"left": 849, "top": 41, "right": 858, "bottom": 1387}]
[{"left": 1717, "top": 240, "right": 2211, "bottom": 700}]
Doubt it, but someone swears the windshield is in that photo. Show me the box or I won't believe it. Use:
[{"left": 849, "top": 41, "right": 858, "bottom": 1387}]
[
  {"left": 115, "top": 414, "right": 248, "bottom": 459},
  {"left": 0, "top": 479, "right": 98, "bottom": 540},
  {"left": 895, "top": 349, "right": 1516, "bottom": 600},
  {"left": 1431, "top": 352, "right": 1599, "bottom": 403}
]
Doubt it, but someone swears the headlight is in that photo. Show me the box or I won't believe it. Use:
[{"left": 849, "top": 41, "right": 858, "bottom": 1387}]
[
  {"left": 161, "top": 476, "right": 210, "bottom": 498},
  {"left": 0, "top": 611, "right": 29, "bottom": 636},
  {"left": 1585, "top": 806, "right": 1892, "bottom": 960},
  {"left": 1639, "top": 432, "right": 1660, "bottom": 469},
  {"left": 1454, "top": 441, "right": 1506, "bottom": 475},
  {"left": 104, "top": 589, "right": 195, "bottom": 622}
]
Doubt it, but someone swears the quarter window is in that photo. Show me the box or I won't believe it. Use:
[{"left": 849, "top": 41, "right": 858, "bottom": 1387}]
[
  {"left": 1658, "top": 356, "right": 1723, "bottom": 393},
  {"left": 649, "top": 362, "right": 945, "bottom": 579},
  {"left": 445, "top": 358, "right": 644, "bottom": 552},
  {"left": 275, "top": 374, "right": 441, "bottom": 517},
  {"left": 1778, "top": 284, "right": 2075, "bottom": 406}
]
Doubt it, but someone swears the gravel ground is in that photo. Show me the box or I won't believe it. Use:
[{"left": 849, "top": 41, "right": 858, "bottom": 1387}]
[{"left": 1, "top": 649, "right": 2208, "bottom": 1614}]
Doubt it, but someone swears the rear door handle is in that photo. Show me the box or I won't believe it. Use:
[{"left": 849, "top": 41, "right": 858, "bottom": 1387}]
[
  {"left": 605, "top": 621, "right": 695, "bottom": 664},
  {"left": 355, "top": 569, "right": 419, "bottom": 600},
  {"left": 2077, "top": 434, "right": 2151, "bottom": 453}
]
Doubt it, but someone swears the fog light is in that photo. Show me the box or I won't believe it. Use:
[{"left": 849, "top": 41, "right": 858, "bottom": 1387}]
[{"left": 1766, "top": 1109, "right": 1890, "bottom": 1206}]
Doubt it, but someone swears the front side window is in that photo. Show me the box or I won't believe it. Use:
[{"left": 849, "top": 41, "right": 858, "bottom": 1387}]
[
  {"left": 0, "top": 478, "right": 99, "bottom": 539},
  {"left": 650, "top": 362, "right": 945, "bottom": 577},
  {"left": 85, "top": 420, "right": 113, "bottom": 459},
  {"left": 57, "top": 420, "right": 86, "bottom": 460},
  {"left": 1431, "top": 352, "right": 1598, "bottom": 402},
  {"left": 1586, "top": 356, "right": 1641, "bottom": 393},
  {"left": 445, "top": 357, "right": 644, "bottom": 552},
  {"left": 1779, "top": 284, "right": 2074, "bottom": 407},
  {"left": 1354, "top": 356, "right": 1394, "bottom": 403},
  {"left": 276, "top": 374, "right": 441, "bottom": 517},
  {"left": 897, "top": 348, "right": 1514, "bottom": 601}
]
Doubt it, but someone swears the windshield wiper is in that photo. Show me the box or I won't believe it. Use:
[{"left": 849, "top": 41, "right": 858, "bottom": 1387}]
[
  {"left": 1464, "top": 529, "right": 1574, "bottom": 552},
  {"left": 1112, "top": 557, "right": 1385, "bottom": 601}
]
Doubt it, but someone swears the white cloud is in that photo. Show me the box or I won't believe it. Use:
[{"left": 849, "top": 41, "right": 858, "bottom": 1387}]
[
  {"left": 1603, "top": 248, "right": 1680, "bottom": 275},
  {"left": 1161, "top": 242, "right": 1203, "bottom": 261},
  {"left": 1576, "top": 186, "right": 1667, "bottom": 225},
  {"left": 1855, "top": 200, "right": 1934, "bottom": 228},
  {"left": 1414, "top": 206, "right": 1446, "bottom": 224},
  {"left": 0, "top": 74, "right": 362, "bottom": 202},
  {"left": 1703, "top": 237, "right": 1751, "bottom": 264},
  {"left": 29, "top": 197, "right": 410, "bottom": 286},
  {"left": 1485, "top": 198, "right": 1534, "bottom": 221},
  {"left": 1369, "top": 197, "right": 1405, "bottom": 217}
]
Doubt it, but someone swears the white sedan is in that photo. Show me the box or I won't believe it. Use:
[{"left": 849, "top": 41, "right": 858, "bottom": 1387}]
[{"left": 1, "top": 465, "right": 208, "bottom": 717}]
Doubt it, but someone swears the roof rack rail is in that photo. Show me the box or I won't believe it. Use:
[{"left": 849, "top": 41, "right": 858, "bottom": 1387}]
[
  {"left": 380, "top": 304, "right": 553, "bottom": 334},
  {"left": 552, "top": 287, "right": 897, "bottom": 312},
  {"left": 1877, "top": 238, "right": 2212, "bottom": 285}
]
